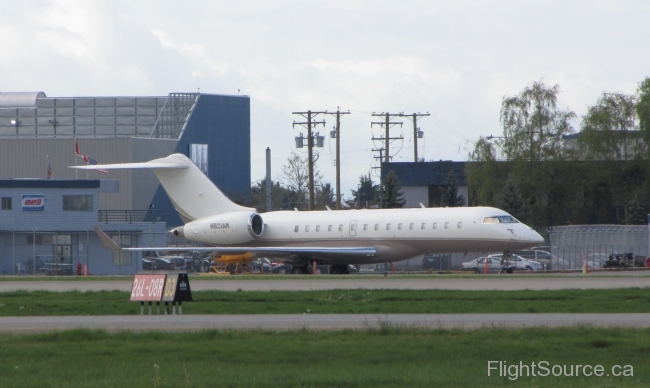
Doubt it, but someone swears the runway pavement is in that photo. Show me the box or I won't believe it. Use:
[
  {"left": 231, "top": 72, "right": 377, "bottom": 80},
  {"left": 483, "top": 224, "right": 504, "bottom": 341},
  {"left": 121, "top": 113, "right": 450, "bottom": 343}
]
[
  {"left": 0, "top": 273, "right": 649, "bottom": 292},
  {"left": 1, "top": 313, "right": 649, "bottom": 333}
]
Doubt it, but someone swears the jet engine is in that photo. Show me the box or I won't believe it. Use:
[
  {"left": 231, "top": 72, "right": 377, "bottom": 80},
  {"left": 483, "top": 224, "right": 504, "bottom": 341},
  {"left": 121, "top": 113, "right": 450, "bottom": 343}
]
[{"left": 171, "top": 211, "right": 264, "bottom": 245}]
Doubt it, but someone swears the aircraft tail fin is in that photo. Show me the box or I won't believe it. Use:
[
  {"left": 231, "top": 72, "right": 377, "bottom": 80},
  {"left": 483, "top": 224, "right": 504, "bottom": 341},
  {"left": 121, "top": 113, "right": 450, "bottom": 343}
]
[{"left": 73, "top": 154, "right": 252, "bottom": 221}]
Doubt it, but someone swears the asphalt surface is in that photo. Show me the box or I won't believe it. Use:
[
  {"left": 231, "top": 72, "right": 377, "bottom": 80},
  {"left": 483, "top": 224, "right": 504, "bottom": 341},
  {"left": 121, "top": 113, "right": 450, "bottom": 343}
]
[
  {"left": 1, "top": 273, "right": 649, "bottom": 292},
  {"left": 1, "top": 313, "right": 650, "bottom": 333}
]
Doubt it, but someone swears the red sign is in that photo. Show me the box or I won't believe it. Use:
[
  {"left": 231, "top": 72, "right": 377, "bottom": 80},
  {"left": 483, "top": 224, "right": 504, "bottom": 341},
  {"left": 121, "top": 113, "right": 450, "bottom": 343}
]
[{"left": 130, "top": 274, "right": 167, "bottom": 301}]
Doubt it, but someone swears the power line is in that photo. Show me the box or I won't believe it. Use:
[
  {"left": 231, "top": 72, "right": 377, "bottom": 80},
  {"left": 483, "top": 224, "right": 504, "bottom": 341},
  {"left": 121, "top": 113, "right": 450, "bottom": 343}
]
[{"left": 371, "top": 112, "right": 403, "bottom": 163}]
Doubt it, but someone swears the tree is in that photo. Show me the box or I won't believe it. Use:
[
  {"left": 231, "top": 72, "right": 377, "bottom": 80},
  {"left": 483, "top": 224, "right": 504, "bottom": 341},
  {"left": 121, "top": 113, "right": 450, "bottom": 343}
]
[
  {"left": 351, "top": 173, "right": 378, "bottom": 208},
  {"left": 465, "top": 136, "right": 506, "bottom": 206},
  {"left": 315, "top": 182, "right": 335, "bottom": 210},
  {"left": 495, "top": 178, "right": 529, "bottom": 223},
  {"left": 579, "top": 92, "right": 641, "bottom": 161},
  {"left": 500, "top": 80, "right": 576, "bottom": 162},
  {"left": 380, "top": 170, "right": 405, "bottom": 208},
  {"left": 439, "top": 168, "right": 466, "bottom": 207},
  {"left": 249, "top": 179, "right": 296, "bottom": 212},
  {"left": 280, "top": 152, "right": 321, "bottom": 210}
]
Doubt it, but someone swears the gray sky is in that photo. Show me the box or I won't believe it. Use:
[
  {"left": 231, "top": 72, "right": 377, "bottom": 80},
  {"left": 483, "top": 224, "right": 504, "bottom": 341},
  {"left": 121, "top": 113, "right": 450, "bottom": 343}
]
[{"left": 1, "top": 0, "right": 648, "bottom": 197}]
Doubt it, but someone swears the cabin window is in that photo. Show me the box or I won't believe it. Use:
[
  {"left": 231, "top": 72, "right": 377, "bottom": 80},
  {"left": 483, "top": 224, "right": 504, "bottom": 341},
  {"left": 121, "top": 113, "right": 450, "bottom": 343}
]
[
  {"left": 305, "top": 225, "right": 310, "bottom": 232},
  {"left": 421, "top": 222, "right": 426, "bottom": 230},
  {"left": 294, "top": 225, "right": 299, "bottom": 232},
  {"left": 351, "top": 224, "right": 356, "bottom": 231},
  {"left": 457, "top": 222, "right": 462, "bottom": 229},
  {"left": 409, "top": 223, "right": 414, "bottom": 230},
  {"left": 339, "top": 225, "right": 343, "bottom": 232},
  {"left": 316, "top": 225, "right": 320, "bottom": 232},
  {"left": 363, "top": 224, "right": 368, "bottom": 231},
  {"left": 386, "top": 223, "right": 391, "bottom": 230},
  {"left": 444, "top": 222, "right": 449, "bottom": 229},
  {"left": 398, "top": 223, "right": 403, "bottom": 230},
  {"left": 483, "top": 216, "right": 519, "bottom": 224},
  {"left": 375, "top": 224, "right": 379, "bottom": 231},
  {"left": 433, "top": 222, "right": 437, "bottom": 229},
  {"left": 328, "top": 225, "right": 332, "bottom": 232}
]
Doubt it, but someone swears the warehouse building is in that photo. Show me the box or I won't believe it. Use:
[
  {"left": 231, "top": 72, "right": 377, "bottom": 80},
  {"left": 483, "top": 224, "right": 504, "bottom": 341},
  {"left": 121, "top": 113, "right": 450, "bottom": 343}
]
[{"left": 0, "top": 91, "right": 251, "bottom": 275}]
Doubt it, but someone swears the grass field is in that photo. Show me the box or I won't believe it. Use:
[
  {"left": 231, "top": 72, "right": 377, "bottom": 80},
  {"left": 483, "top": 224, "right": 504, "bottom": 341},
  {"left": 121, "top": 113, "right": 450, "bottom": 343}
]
[
  {"left": 0, "top": 288, "right": 649, "bottom": 315},
  {"left": 0, "top": 327, "right": 648, "bottom": 387}
]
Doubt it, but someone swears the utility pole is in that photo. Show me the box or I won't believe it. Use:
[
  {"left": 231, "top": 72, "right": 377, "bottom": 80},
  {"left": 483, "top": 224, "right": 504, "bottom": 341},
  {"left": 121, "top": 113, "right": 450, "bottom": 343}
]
[
  {"left": 371, "top": 113, "right": 403, "bottom": 163},
  {"left": 324, "top": 108, "right": 350, "bottom": 210},
  {"left": 292, "top": 110, "right": 326, "bottom": 210},
  {"left": 399, "top": 112, "right": 429, "bottom": 162},
  {"left": 371, "top": 148, "right": 385, "bottom": 208}
]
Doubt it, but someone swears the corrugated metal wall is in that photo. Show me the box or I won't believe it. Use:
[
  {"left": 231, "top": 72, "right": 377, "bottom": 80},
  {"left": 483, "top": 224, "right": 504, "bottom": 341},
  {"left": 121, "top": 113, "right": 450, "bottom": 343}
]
[{"left": 0, "top": 137, "right": 176, "bottom": 210}]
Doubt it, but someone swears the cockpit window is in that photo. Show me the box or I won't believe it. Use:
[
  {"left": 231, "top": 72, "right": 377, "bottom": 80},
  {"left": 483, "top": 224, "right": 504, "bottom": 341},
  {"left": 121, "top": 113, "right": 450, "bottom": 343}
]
[{"left": 483, "top": 216, "right": 519, "bottom": 224}]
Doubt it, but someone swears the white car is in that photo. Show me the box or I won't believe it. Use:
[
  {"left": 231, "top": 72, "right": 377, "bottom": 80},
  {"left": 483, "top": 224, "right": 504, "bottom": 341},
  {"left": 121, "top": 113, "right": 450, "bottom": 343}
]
[{"left": 487, "top": 254, "right": 543, "bottom": 271}]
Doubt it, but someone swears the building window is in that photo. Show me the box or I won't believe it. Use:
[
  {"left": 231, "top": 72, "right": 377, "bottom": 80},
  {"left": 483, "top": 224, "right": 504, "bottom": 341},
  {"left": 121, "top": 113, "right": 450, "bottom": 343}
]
[
  {"left": 189, "top": 144, "right": 208, "bottom": 175},
  {"left": 63, "top": 195, "right": 93, "bottom": 211},
  {"left": 27, "top": 234, "right": 46, "bottom": 245},
  {"left": 1, "top": 197, "right": 12, "bottom": 210}
]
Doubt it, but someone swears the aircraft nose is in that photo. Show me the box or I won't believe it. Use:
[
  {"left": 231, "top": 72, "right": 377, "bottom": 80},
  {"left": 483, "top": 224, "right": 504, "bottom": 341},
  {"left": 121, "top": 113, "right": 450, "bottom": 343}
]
[{"left": 529, "top": 228, "right": 544, "bottom": 244}]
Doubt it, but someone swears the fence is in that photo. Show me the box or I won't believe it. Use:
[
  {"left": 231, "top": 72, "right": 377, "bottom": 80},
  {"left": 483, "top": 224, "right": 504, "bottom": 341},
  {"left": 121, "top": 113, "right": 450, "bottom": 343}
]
[{"left": 548, "top": 225, "right": 650, "bottom": 268}]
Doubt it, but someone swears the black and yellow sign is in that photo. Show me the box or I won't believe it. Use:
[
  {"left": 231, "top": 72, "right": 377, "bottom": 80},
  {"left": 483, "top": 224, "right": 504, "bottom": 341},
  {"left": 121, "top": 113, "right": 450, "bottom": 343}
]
[{"left": 161, "top": 273, "right": 193, "bottom": 302}]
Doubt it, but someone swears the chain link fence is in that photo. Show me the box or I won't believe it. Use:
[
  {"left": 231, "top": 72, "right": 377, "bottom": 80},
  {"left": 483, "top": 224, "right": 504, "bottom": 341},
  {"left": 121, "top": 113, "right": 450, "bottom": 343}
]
[{"left": 548, "top": 225, "right": 650, "bottom": 269}]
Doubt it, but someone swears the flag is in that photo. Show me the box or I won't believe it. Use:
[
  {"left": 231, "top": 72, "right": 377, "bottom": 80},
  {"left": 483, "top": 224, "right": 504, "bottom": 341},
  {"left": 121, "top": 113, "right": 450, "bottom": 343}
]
[
  {"left": 46, "top": 157, "right": 53, "bottom": 179},
  {"left": 75, "top": 141, "right": 89, "bottom": 163},
  {"left": 88, "top": 158, "right": 108, "bottom": 173},
  {"left": 75, "top": 141, "right": 107, "bottom": 173}
]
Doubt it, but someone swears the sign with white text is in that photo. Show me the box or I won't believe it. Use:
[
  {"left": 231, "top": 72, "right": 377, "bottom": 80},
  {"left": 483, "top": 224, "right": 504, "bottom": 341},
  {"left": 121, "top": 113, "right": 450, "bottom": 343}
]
[
  {"left": 22, "top": 195, "right": 44, "bottom": 211},
  {"left": 130, "top": 274, "right": 167, "bottom": 301}
]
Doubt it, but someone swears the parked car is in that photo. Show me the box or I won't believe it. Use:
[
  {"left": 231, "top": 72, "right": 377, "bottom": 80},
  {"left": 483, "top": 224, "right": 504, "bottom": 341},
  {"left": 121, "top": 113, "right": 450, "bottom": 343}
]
[
  {"left": 422, "top": 254, "right": 451, "bottom": 270},
  {"left": 461, "top": 257, "right": 506, "bottom": 273},
  {"left": 584, "top": 253, "right": 612, "bottom": 269},
  {"left": 515, "top": 249, "right": 572, "bottom": 270},
  {"left": 487, "top": 254, "right": 543, "bottom": 271},
  {"left": 151, "top": 257, "right": 174, "bottom": 270},
  {"left": 142, "top": 258, "right": 153, "bottom": 270},
  {"left": 169, "top": 257, "right": 191, "bottom": 270},
  {"left": 250, "top": 258, "right": 272, "bottom": 273}
]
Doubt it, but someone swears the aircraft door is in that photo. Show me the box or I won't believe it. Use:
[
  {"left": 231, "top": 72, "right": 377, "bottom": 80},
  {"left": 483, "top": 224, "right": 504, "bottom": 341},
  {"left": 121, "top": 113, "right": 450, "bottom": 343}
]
[{"left": 349, "top": 221, "right": 357, "bottom": 237}]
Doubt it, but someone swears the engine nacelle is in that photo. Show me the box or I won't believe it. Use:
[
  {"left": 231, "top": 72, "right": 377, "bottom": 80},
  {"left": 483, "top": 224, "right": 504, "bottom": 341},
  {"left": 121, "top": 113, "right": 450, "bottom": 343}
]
[{"left": 176, "top": 211, "right": 264, "bottom": 245}]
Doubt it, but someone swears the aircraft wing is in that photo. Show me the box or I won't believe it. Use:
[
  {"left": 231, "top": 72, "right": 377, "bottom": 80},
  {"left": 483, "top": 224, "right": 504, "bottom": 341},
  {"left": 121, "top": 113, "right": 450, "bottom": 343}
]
[{"left": 93, "top": 226, "right": 375, "bottom": 257}]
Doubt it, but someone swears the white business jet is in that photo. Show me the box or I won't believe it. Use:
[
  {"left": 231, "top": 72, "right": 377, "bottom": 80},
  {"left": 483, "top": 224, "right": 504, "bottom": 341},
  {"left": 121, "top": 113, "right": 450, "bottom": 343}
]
[{"left": 73, "top": 153, "right": 544, "bottom": 274}]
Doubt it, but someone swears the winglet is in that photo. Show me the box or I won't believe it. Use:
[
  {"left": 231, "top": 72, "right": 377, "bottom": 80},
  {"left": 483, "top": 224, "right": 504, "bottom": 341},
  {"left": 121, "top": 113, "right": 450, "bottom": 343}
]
[{"left": 92, "top": 226, "right": 122, "bottom": 250}]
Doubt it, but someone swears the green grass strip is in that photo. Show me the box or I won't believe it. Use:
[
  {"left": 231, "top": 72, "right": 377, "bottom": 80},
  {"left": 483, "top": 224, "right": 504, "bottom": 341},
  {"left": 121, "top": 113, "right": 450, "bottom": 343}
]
[
  {"left": 0, "top": 327, "right": 648, "bottom": 387},
  {"left": 0, "top": 288, "right": 649, "bottom": 316}
]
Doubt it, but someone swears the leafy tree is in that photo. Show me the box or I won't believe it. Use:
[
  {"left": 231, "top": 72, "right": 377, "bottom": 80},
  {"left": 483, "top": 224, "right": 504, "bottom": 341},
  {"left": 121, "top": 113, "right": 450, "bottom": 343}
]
[
  {"left": 500, "top": 80, "right": 576, "bottom": 162},
  {"left": 380, "top": 170, "right": 405, "bottom": 208},
  {"left": 579, "top": 92, "right": 641, "bottom": 161},
  {"left": 315, "top": 182, "right": 335, "bottom": 210},
  {"left": 439, "top": 168, "right": 466, "bottom": 207},
  {"left": 249, "top": 179, "right": 297, "bottom": 212},
  {"left": 351, "top": 173, "right": 378, "bottom": 208},
  {"left": 465, "top": 136, "right": 506, "bottom": 206},
  {"left": 636, "top": 77, "right": 650, "bottom": 143},
  {"left": 494, "top": 178, "right": 529, "bottom": 223},
  {"left": 280, "top": 152, "right": 322, "bottom": 210}
]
